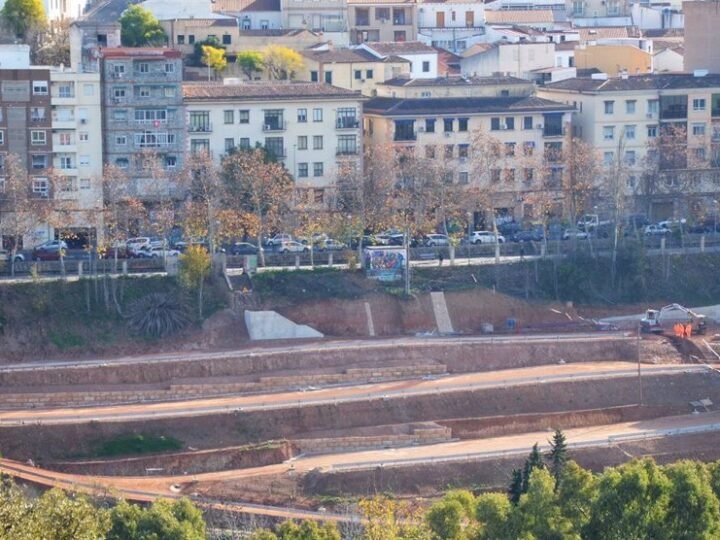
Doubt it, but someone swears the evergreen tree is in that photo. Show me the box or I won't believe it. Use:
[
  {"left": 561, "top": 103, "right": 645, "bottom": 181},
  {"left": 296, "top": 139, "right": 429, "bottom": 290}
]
[
  {"left": 509, "top": 468, "right": 524, "bottom": 504},
  {"left": 522, "top": 443, "right": 545, "bottom": 494},
  {"left": 548, "top": 429, "right": 569, "bottom": 487}
]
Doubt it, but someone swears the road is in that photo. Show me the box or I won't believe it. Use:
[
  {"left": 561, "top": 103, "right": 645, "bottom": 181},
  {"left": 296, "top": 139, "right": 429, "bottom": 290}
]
[
  {"left": 0, "top": 362, "right": 706, "bottom": 425},
  {"left": 3, "top": 411, "right": 720, "bottom": 521}
]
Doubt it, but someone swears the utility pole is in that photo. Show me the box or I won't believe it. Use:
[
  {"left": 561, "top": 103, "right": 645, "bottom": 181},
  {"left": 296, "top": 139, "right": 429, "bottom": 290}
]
[
  {"left": 637, "top": 325, "right": 643, "bottom": 406},
  {"left": 404, "top": 226, "right": 410, "bottom": 296}
]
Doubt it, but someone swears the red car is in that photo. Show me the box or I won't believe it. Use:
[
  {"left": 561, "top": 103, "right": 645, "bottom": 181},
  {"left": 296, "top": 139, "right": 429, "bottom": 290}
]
[{"left": 32, "top": 241, "right": 67, "bottom": 261}]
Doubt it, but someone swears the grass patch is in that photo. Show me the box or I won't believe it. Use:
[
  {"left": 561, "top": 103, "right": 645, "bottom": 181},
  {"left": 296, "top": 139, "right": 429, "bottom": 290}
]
[
  {"left": 49, "top": 331, "right": 85, "bottom": 350},
  {"left": 94, "top": 433, "right": 183, "bottom": 457},
  {"left": 253, "top": 268, "right": 371, "bottom": 302}
]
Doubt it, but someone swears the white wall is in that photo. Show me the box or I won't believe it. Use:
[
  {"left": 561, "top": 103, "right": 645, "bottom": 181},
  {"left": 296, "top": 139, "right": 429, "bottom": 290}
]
[
  {"left": 236, "top": 12, "right": 284, "bottom": 30},
  {"left": 0, "top": 44, "right": 30, "bottom": 69},
  {"left": 417, "top": 3, "right": 485, "bottom": 29},
  {"left": 631, "top": 4, "right": 684, "bottom": 30},
  {"left": 403, "top": 52, "right": 439, "bottom": 79},
  {"left": 653, "top": 48, "right": 683, "bottom": 72}
]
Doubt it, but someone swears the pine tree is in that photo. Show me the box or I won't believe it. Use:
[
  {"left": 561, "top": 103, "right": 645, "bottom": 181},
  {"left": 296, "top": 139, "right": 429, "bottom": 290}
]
[
  {"left": 522, "top": 443, "right": 545, "bottom": 494},
  {"left": 509, "top": 468, "right": 524, "bottom": 504},
  {"left": 548, "top": 429, "right": 569, "bottom": 488}
]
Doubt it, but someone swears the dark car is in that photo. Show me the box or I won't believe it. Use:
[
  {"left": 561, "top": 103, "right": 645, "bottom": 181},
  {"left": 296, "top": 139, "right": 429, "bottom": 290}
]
[
  {"left": 512, "top": 229, "right": 544, "bottom": 242},
  {"left": 32, "top": 242, "right": 67, "bottom": 261},
  {"left": 230, "top": 242, "right": 262, "bottom": 255}
]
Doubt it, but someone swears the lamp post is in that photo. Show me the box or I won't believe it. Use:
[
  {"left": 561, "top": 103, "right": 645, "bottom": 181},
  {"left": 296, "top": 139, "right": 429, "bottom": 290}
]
[{"left": 714, "top": 200, "right": 718, "bottom": 234}]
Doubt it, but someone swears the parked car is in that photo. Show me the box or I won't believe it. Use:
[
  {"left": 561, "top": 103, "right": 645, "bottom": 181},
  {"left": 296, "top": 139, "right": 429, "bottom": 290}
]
[
  {"left": 317, "top": 239, "right": 346, "bottom": 251},
  {"left": 644, "top": 224, "right": 670, "bottom": 236},
  {"left": 148, "top": 236, "right": 167, "bottom": 249},
  {"left": 32, "top": 241, "right": 67, "bottom": 261},
  {"left": 142, "top": 247, "right": 180, "bottom": 258},
  {"left": 350, "top": 235, "right": 379, "bottom": 249},
  {"left": 174, "top": 238, "right": 209, "bottom": 252},
  {"left": 562, "top": 228, "right": 590, "bottom": 240},
  {"left": 470, "top": 231, "right": 505, "bottom": 244},
  {"left": 0, "top": 249, "right": 24, "bottom": 263},
  {"left": 230, "top": 242, "right": 263, "bottom": 256},
  {"left": 266, "top": 234, "right": 294, "bottom": 247},
  {"left": 279, "top": 241, "right": 310, "bottom": 254},
  {"left": 423, "top": 234, "right": 451, "bottom": 247},
  {"left": 512, "top": 229, "right": 544, "bottom": 243},
  {"left": 126, "top": 237, "right": 151, "bottom": 253}
]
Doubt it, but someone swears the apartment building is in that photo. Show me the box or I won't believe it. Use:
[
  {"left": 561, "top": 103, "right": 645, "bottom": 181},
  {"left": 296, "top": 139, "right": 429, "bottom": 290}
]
[
  {"left": 359, "top": 41, "right": 439, "bottom": 79},
  {"left": 99, "top": 48, "right": 185, "bottom": 200},
  {"left": 416, "top": 0, "right": 486, "bottom": 53},
  {"left": 363, "top": 93, "right": 573, "bottom": 220},
  {"left": 684, "top": 0, "right": 720, "bottom": 74},
  {"left": 565, "top": 0, "right": 631, "bottom": 23},
  {"left": 348, "top": 0, "right": 417, "bottom": 44},
  {"left": 461, "top": 42, "right": 557, "bottom": 80},
  {"left": 375, "top": 75, "right": 534, "bottom": 99},
  {"left": 300, "top": 45, "right": 410, "bottom": 95},
  {"left": 182, "top": 82, "right": 364, "bottom": 204},
  {"left": 539, "top": 73, "right": 720, "bottom": 219},
  {"left": 280, "top": 0, "right": 348, "bottom": 32}
]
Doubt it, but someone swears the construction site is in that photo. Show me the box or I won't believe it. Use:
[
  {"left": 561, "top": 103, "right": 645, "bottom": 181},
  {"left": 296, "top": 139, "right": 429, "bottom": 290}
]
[{"left": 2, "top": 279, "right": 720, "bottom": 526}]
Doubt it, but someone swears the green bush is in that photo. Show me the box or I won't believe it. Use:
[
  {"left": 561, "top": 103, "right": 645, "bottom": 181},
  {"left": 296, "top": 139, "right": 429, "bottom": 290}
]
[{"left": 95, "top": 433, "right": 182, "bottom": 457}]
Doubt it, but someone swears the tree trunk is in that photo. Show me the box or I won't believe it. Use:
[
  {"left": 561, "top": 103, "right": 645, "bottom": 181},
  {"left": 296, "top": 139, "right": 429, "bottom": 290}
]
[{"left": 198, "top": 278, "right": 204, "bottom": 319}]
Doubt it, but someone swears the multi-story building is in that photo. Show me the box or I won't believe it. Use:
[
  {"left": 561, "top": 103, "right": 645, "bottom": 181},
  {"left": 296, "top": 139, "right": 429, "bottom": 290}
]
[
  {"left": 538, "top": 73, "right": 720, "bottom": 220},
  {"left": 182, "top": 82, "right": 364, "bottom": 205},
  {"left": 359, "top": 41, "right": 439, "bottom": 79},
  {"left": 683, "top": 0, "right": 720, "bottom": 74},
  {"left": 416, "top": 0, "right": 486, "bottom": 53},
  {"left": 374, "top": 75, "right": 535, "bottom": 99},
  {"left": 461, "top": 42, "right": 558, "bottom": 80},
  {"left": 565, "top": 0, "right": 631, "bottom": 25},
  {"left": 300, "top": 45, "right": 410, "bottom": 95},
  {"left": 280, "top": 0, "right": 348, "bottom": 32},
  {"left": 363, "top": 92, "right": 573, "bottom": 221},
  {"left": 348, "top": 0, "right": 417, "bottom": 44},
  {"left": 99, "top": 48, "right": 185, "bottom": 200}
]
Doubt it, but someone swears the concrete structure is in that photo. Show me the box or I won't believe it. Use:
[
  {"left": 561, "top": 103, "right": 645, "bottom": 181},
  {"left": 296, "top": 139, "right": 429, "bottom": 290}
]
[
  {"left": 375, "top": 75, "right": 535, "bottom": 98},
  {"left": 244, "top": 310, "right": 324, "bottom": 340},
  {"left": 99, "top": 48, "right": 185, "bottom": 201},
  {"left": 484, "top": 9, "right": 559, "bottom": 30},
  {"left": 216, "top": 0, "right": 283, "bottom": 31},
  {"left": 280, "top": 0, "right": 348, "bottom": 32},
  {"left": 69, "top": 20, "right": 122, "bottom": 73},
  {"left": 182, "top": 81, "right": 364, "bottom": 204},
  {"left": 683, "top": 0, "right": 720, "bottom": 74},
  {"left": 539, "top": 73, "right": 720, "bottom": 220},
  {"left": 348, "top": 0, "right": 417, "bottom": 44},
  {"left": 0, "top": 45, "right": 33, "bottom": 69},
  {"left": 300, "top": 45, "right": 410, "bottom": 96},
  {"left": 653, "top": 41, "right": 684, "bottom": 73},
  {"left": 416, "top": 0, "right": 486, "bottom": 53},
  {"left": 461, "top": 42, "right": 556, "bottom": 80},
  {"left": 363, "top": 92, "right": 573, "bottom": 221},
  {"left": 359, "top": 41, "right": 438, "bottom": 79},
  {"left": 430, "top": 291, "right": 454, "bottom": 334},
  {"left": 574, "top": 43, "right": 653, "bottom": 76},
  {"left": 631, "top": 3, "right": 683, "bottom": 31}
]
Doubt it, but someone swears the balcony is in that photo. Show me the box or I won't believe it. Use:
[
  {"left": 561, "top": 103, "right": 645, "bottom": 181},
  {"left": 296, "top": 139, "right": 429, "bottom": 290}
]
[
  {"left": 188, "top": 123, "right": 212, "bottom": 133},
  {"left": 263, "top": 121, "right": 287, "bottom": 132},
  {"left": 713, "top": 108, "right": 720, "bottom": 118},
  {"left": 336, "top": 118, "right": 360, "bottom": 129},
  {"left": 134, "top": 133, "right": 175, "bottom": 148},
  {"left": 336, "top": 147, "right": 359, "bottom": 156}
]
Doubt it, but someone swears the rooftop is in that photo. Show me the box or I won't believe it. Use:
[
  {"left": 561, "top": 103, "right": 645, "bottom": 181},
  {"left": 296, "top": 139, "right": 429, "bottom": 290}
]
[
  {"left": 363, "top": 41, "right": 438, "bottom": 56},
  {"left": 183, "top": 82, "right": 362, "bottom": 100},
  {"left": 577, "top": 27, "right": 630, "bottom": 42},
  {"left": 544, "top": 73, "right": 720, "bottom": 92},
  {"left": 364, "top": 95, "right": 573, "bottom": 115},
  {"left": 485, "top": 9, "right": 555, "bottom": 24},
  {"left": 100, "top": 48, "right": 182, "bottom": 59},
  {"left": 302, "top": 47, "right": 396, "bottom": 63},
  {"left": 237, "top": 28, "right": 320, "bottom": 37},
  {"left": 213, "top": 0, "right": 281, "bottom": 11},
  {"left": 379, "top": 75, "right": 532, "bottom": 87}
]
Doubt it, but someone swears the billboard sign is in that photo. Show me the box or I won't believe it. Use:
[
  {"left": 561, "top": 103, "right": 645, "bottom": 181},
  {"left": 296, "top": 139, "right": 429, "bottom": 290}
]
[{"left": 364, "top": 246, "right": 405, "bottom": 282}]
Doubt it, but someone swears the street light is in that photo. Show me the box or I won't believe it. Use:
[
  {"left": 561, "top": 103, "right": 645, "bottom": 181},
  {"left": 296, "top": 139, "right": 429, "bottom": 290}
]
[{"left": 714, "top": 200, "right": 718, "bottom": 234}]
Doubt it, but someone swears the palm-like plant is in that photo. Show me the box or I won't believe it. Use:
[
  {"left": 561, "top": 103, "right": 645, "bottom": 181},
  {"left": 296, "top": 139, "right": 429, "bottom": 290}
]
[{"left": 126, "top": 293, "right": 191, "bottom": 338}]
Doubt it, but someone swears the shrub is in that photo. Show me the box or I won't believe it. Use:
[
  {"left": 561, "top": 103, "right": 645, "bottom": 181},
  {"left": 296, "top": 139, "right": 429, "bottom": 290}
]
[{"left": 126, "top": 292, "right": 190, "bottom": 338}]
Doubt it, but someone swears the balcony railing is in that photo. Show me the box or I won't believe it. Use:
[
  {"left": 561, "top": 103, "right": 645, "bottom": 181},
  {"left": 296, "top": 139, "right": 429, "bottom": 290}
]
[
  {"left": 263, "top": 121, "right": 287, "bottom": 132},
  {"left": 713, "top": 108, "right": 720, "bottom": 118},
  {"left": 336, "top": 118, "right": 360, "bottom": 129},
  {"left": 543, "top": 126, "right": 565, "bottom": 137},
  {"left": 336, "top": 147, "right": 359, "bottom": 156},
  {"left": 134, "top": 133, "right": 175, "bottom": 148},
  {"left": 189, "top": 123, "right": 212, "bottom": 133}
]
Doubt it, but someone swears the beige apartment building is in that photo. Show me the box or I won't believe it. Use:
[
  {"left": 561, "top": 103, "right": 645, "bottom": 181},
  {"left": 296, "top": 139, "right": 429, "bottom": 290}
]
[
  {"left": 374, "top": 75, "right": 534, "bottom": 98},
  {"left": 348, "top": 0, "right": 418, "bottom": 44},
  {"left": 539, "top": 73, "right": 720, "bottom": 220},
  {"left": 300, "top": 46, "right": 410, "bottom": 95},
  {"left": 363, "top": 90, "right": 573, "bottom": 221},
  {"left": 182, "top": 82, "right": 364, "bottom": 205}
]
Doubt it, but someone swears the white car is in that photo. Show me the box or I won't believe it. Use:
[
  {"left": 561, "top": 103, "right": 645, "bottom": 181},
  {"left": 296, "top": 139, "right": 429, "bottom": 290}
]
[
  {"left": 279, "top": 241, "right": 310, "bottom": 254},
  {"left": 136, "top": 247, "right": 180, "bottom": 258},
  {"left": 267, "top": 234, "right": 293, "bottom": 247},
  {"left": 644, "top": 224, "right": 670, "bottom": 236},
  {"left": 0, "top": 249, "right": 24, "bottom": 263},
  {"left": 126, "top": 237, "right": 151, "bottom": 253},
  {"left": 562, "top": 228, "right": 590, "bottom": 240},
  {"left": 470, "top": 231, "right": 505, "bottom": 244},
  {"left": 424, "top": 234, "right": 450, "bottom": 247},
  {"left": 317, "top": 239, "right": 346, "bottom": 251}
]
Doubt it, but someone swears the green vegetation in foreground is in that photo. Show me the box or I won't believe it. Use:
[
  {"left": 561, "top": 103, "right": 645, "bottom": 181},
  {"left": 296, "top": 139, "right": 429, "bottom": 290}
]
[{"left": 94, "top": 433, "right": 183, "bottom": 457}]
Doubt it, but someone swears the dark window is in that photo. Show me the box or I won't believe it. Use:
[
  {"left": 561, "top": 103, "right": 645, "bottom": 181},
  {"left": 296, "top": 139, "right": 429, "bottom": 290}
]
[
  {"left": 523, "top": 116, "right": 533, "bottom": 130},
  {"left": 394, "top": 120, "right": 415, "bottom": 141},
  {"left": 660, "top": 95, "right": 688, "bottom": 120},
  {"left": 264, "top": 137, "right": 285, "bottom": 158},
  {"left": 444, "top": 145, "right": 453, "bottom": 158},
  {"left": 188, "top": 35, "right": 195, "bottom": 44},
  {"left": 458, "top": 144, "right": 469, "bottom": 158},
  {"left": 298, "top": 163, "right": 308, "bottom": 177},
  {"left": 366, "top": 69, "right": 374, "bottom": 79},
  {"left": 354, "top": 70, "right": 362, "bottom": 80},
  {"left": 324, "top": 71, "right": 333, "bottom": 84},
  {"left": 505, "top": 142, "right": 515, "bottom": 157},
  {"left": 310, "top": 71, "right": 319, "bottom": 82},
  {"left": 505, "top": 117, "right": 515, "bottom": 130},
  {"left": 443, "top": 118, "right": 453, "bottom": 132},
  {"left": 491, "top": 117, "right": 500, "bottom": 131},
  {"left": 422, "top": 61, "right": 430, "bottom": 73},
  {"left": 177, "top": 35, "right": 185, "bottom": 44},
  {"left": 458, "top": 118, "right": 468, "bottom": 132},
  {"left": 222, "top": 34, "right": 231, "bottom": 45},
  {"left": 425, "top": 118, "right": 435, "bottom": 133},
  {"left": 543, "top": 113, "right": 563, "bottom": 136}
]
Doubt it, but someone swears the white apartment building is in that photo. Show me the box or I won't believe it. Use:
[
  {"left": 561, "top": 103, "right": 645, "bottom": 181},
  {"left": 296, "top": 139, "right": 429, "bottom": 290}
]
[
  {"left": 359, "top": 41, "right": 439, "bottom": 79},
  {"left": 50, "top": 68, "right": 104, "bottom": 245},
  {"left": 182, "top": 82, "right": 364, "bottom": 204},
  {"left": 416, "top": 0, "right": 486, "bottom": 53},
  {"left": 539, "top": 73, "right": 720, "bottom": 220}
]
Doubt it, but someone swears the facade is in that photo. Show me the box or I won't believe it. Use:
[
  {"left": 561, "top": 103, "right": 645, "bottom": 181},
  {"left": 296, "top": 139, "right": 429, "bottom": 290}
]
[
  {"left": 574, "top": 43, "right": 653, "bottom": 76},
  {"left": 300, "top": 46, "right": 410, "bottom": 95},
  {"left": 653, "top": 43, "right": 684, "bottom": 73},
  {"left": 565, "top": 0, "right": 631, "bottom": 21},
  {"left": 280, "top": 0, "right": 348, "bottom": 32},
  {"left": 539, "top": 73, "right": 720, "bottom": 220},
  {"left": 461, "top": 42, "right": 556, "bottom": 80},
  {"left": 359, "top": 41, "right": 439, "bottom": 79},
  {"left": 416, "top": 0, "right": 486, "bottom": 53},
  {"left": 683, "top": 0, "right": 720, "bottom": 74},
  {"left": 348, "top": 0, "right": 418, "bottom": 44},
  {"left": 374, "top": 75, "right": 535, "bottom": 98},
  {"left": 363, "top": 94, "right": 573, "bottom": 220},
  {"left": 182, "top": 82, "right": 364, "bottom": 204},
  {"left": 99, "top": 48, "right": 185, "bottom": 200}
]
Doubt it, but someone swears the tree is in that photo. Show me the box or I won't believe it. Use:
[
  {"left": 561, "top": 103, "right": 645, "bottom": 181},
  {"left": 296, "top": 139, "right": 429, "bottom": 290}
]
[
  {"left": 236, "top": 50, "right": 264, "bottom": 80},
  {"left": 475, "top": 493, "right": 513, "bottom": 540},
  {"left": 426, "top": 500, "right": 465, "bottom": 540},
  {"left": 556, "top": 460, "right": 598, "bottom": 532},
  {"left": 33, "top": 17, "right": 70, "bottom": 66},
  {"left": 508, "top": 468, "right": 524, "bottom": 504},
  {"left": 563, "top": 137, "right": 601, "bottom": 230},
  {"left": 522, "top": 443, "right": 545, "bottom": 494},
  {"left": 24, "top": 488, "right": 110, "bottom": 540},
  {"left": 183, "top": 151, "right": 223, "bottom": 254},
  {"left": 547, "top": 429, "right": 569, "bottom": 487},
  {"left": 663, "top": 461, "right": 720, "bottom": 540},
  {"left": 178, "top": 245, "right": 211, "bottom": 319},
  {"left": 201, "top": 44, "right": 227, "bottom": 80},
  {"left": 119, "top": 4, "right": 167, "bottom": 47},
  {"left": 107, "top": 498, "right": 205, "bottom": 540},
  {"left": 516, "top": 468, "right": 580, "bottom": 540},
  {"left": 263, "top": 45, "right": 304, "bottom": 80},
  {"left": 0, "top": 0, "right": 45, "bottom": 39}
]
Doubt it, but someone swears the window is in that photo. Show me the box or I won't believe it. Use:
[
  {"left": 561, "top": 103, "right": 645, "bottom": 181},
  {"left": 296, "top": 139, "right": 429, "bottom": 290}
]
[
  {"left": 523, "top": 141, "right": 535, "bottom": 156},
  {"left": 604, "top": 100, "right": 614, "bottom": 114},
  {"left": 603, "top": 126, "right": 615, "bottom": 141},
  {"left": 310, "top": 71, "right": 318, "bottom": 82},
  {"left": 113, "top": 64, "right": 125, "bottom": 75},
  {"left": 137, "top": 62, "right": 149, "bottom": 73},
  {"left": 115, "top": 157, "right": 129, "bottom": 169},
  {"left": 313, "top": 108, "right": 323, "bottom": 122},
  {"left": 264, "top": 137, "right": 284, "bottom": 158},
  {"left": 113, "top": 135, "right": 126, "bottom": 146},
  {"left": 422, "top": 61, "right": 430, "bottom": 73},
  {"left": 504, "top": 142, "right": 516, "bottom": 157},
  {"left": 190, "top": 139, "right": 210, "bottom": 154},
  {"left": 444, "top": 145, "right": 453, "bottom": 158},
  {"left": 647, "top": 99, "right": 659, "bottom": 115},
  {"left": 59, "top": 156, "right": 73, "bottom": 169},
  {"left": 80, "top": 178, "right": 91, "bottom": 190},
  {"left": 79, "top": 132, "right": 89, "bottom": 142},
  {"left": 504, "top": 169, "right": 515, "bottom": 183},
  {"left": 695, "top": 147, "right": 706, "bottom": 160},
  {"left": 366, "top": 70, "right": 374, "bottom": 79},
  {"left": 298, "top": 136, "right": 308, "bottom": 150},
  {"left": 188, "top": 35, "right": 195, "bottom": 44},
  {"left": 313, "top": 162, "right": 324, "bottom": 176},
  {"left": 58, "top": 84, "right": 73, "bottom": 98},
  {"left": 32, "top": 81, "right": 48, "bottom": 95},
  {"left": 693, "top": 123, "right": 706, "bottom": 136},
  {"left": 625, "top": 100, "right": 636, "bottom": 114},
  {"left": 693, "top": 98, "right": 706, "bottom": 111},
  {"left": 376, "top": 7, "right": 390, "bottom": 19},
  {"left": 165, "top": 156, "right": 177, "bottom": 169},
  {"left": 647, "top": 125, "right": 658, "bottom": 138},
  {"left": 239, "top": 138, "right": 250, "bottom": 149},
  {"left": 425, "top": 119, "right": 435, "bottom": 133},
  {"left": 443, "top": 171, "right": 454, "bottom": 184},
  {"left": 224, "top": 110, "right": 234, "bottom": 124},
  {"left": 337, "top": 135, "right": 357, "bottom": 155},
  {"left": 222, "top": 34, "right": 231, "bottom": 45},
  {"left": 139, "top": 87, "right": 151, "bottom": 98},
  {"left": 30, "top": 107, "right": 46, "bottom": 121},
  {"left": 324, "top": 71, "right": 333, "bottom": 84},
  {"left": 113, "top": 88, "right": 126, "bottom": 99},
  {"left": 624, "top": 125, "right": 636, "bottom": 140},
  {"left": 297, "top": 108, "right": 307, "bottom": 123},
  {"left": 225, "top": 138, "right": 235, "bottom": 152},
  {"left": 57, "top": 133, "right": 71, "bottom": 145},
  {"left": 523, "top": 116, "right": 533, "bottom": 130},
  {"left": 31, "top": 131, "right": 47, "bottom": 145},
  {"left": 491, "top": 169, "right": 501, "bottom": 182},
  {"left": 298, "top": 163, "right": 308, "bottom": 177},
  {"left": 491, "top": 117, "right": 500, "bottom": 131},
  {"left": 603, "top": 151, "right": 614, "bottom": 165},
  {"left": 624, "top": 150, "right": 636, "bottom": 165},
  {"left": 32, "top": 178, "right": 48, "bottom": 197},
  {"left": 443, "top": 118, "right": 453, "bottom": 132},
  {"left": 239, "top": 110, "right": 249, "bottom": 124},
  {"left": 61, "top": 177, "right": 76, "bottom": 192},
  {"left": 524, "top": 168, "right": 534, "bottom": 183},
  {"left": 458, "top": 144, "right": 469, "bottom": 158},
  {"left": 505, "top": 117, "right": 515, "bottom": 130},
  {"left": 313, "top": 135, "right": 323, "bottom": 150},
  {"left": 459, "top": 172, "right": 469, "bottom": 184},
  {"left": 189, "top": 111, "right": 211, "bottom": 132},
  {"left": 354, "top": 70, "right": 362, "bottom": 80},
  {"left": 337, "top": 108, "right": 358, "bottom": 128},
  {"left": 421, "top": 91, "right": 431, "bottom": 98},
  {"left": 112, "top": 109, "right": 127, "bottom": 121},
  {"left": 394, "top": 31, "right": 406, "bottom": 41},
  {"left": 0, "top": 131, "right": 4, "bottom": 145},
  {"left": 177, "top": 35, "right": 185, "bottom": 44},
  {"left": 425, "top": 146, "right": 436, "bottom": 159},
  {"left": 164, "top": 87, "right": 175, "bottom": 97},
  {"left": 264, "top": 109, "right": 284, "bottom": 131},
  {"left": 458, "top": 118, "right": 468, "bottom": 132},
  {"left": 31, "top": 155, "right": 47, "bottom": 169}
]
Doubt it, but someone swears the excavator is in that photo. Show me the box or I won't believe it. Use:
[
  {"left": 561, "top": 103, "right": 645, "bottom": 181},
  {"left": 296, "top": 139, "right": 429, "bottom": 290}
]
[{"left": 640, "top": 304, "right": 707, "bottom": 335}]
